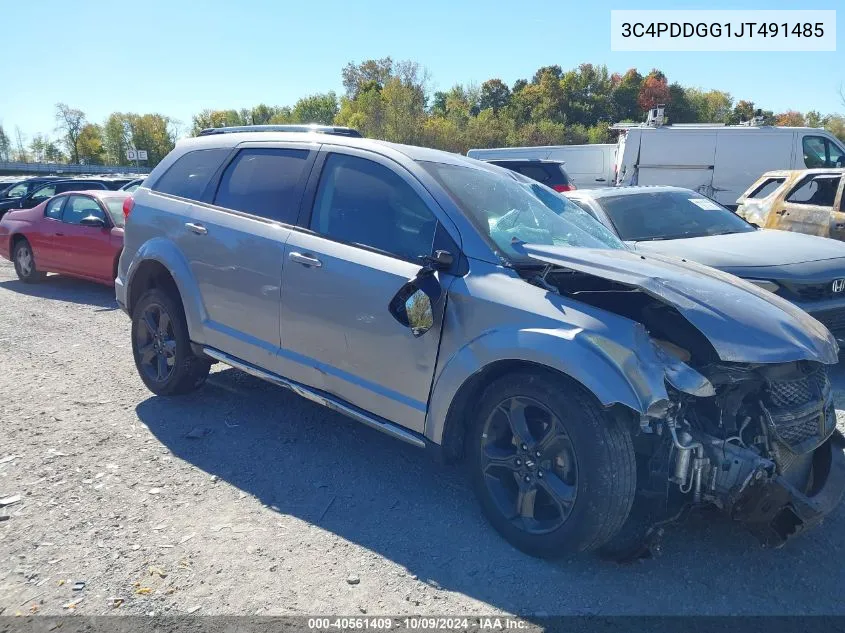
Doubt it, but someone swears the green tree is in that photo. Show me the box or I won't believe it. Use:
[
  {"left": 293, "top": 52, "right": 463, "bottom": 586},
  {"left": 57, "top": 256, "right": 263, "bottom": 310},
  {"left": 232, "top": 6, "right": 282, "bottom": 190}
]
[
  {"left": 806, "top": 110, "right": 824, "bottom": 128},
  {"left": 824, "top": 115, "right": 845, "bottom": 142},
  {"left": 479, "top": 79, "right": 511, "bottom": 113},
  {"left": 667, "top": 83, "right": 695, "bottom": 123},
  {"left": 611, "top": 69, "right": 643, "bottom": 121},
  {"left": 726, "top": 99, "right": 756, "bottom": 125},
  {"left": 291, "top": 92, "right": 339, "bottom": 125},
  {"left": 55, "top": 103, "right": 86, "bottom": 163},
  {"left": 341, "top": 57, "right": 394, "bottom": 98},
  {"left": 77, "top": 123, "right": 105, "bottom": 164},
  {"left": 686, "top": 89, "right": 733, "bottom": 122}
]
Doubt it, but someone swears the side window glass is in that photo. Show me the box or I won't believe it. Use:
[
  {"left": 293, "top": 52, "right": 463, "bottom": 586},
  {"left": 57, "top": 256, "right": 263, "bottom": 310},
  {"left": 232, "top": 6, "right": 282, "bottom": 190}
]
[
  {"left": 62, "top": 195, "right": 106, "bottom": 225},
  {"left": 30, "top": 185, "right": 56, "bottom": 203},
  {"left": 151, "top": 148, "right": 230, "bottom": 201},
  {"left": 828, "top": 141, "right": 845, "bottom": 168},
  {"left": 5, "top": 183, "right": 27, "bottom": 198},
  {"left": 786, "top": 175, "right": 839, "bottom": 207},
  {"left": 514, "top": 165, "right": 552, "bottom": 183},
  {"left": 748, "top": 178, "right": 785, "bottom": 199},
  {"left": 310, "top": 154, "right": 438, "bottom": 261},
  {"left": 803, "top": 136, "right": 828, "bottom": 168},
  {"left": 214, "top": 148, "right": 309, "bottom": 223},
  {"left": 45, "top": 197, "right": 65, "bottom": 219}
]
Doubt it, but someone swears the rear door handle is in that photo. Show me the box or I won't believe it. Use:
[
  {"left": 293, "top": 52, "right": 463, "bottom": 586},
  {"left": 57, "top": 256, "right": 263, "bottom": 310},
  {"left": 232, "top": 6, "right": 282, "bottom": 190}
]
[
  {"left": 289, "top": 252, "right": 322, "bottom": 268},
  {"left": 185, "top": 222, "right": 208, "bottom": 235},
  {"left": 595, "top": 177, "right": 606, "bottom": 182},
  {"left": 55, "top": 232, "right": 64, "bottom": 237},
  {"left": 776, "top": 209, "right": 787, "bottom": 216}
]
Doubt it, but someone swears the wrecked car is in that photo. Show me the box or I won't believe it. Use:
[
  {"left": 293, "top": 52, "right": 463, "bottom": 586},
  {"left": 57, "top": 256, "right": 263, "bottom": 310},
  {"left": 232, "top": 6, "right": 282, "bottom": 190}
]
[
  {"left": 737, "top": 168, "right": 845, "bottom": 240},
  {"left": 115, "top": 129, "right": 845, "bottom": 558}
]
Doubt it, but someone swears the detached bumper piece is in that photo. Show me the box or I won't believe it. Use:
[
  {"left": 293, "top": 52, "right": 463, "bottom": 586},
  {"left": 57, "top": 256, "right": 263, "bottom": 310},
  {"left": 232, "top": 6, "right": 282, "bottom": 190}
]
[{"left": 733, "top": 437, "right": 845, "bottom": 547}]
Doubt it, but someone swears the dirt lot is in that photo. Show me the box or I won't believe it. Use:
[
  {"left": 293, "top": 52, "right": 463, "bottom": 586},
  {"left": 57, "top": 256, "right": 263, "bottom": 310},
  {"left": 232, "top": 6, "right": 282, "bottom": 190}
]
[{"left": 1, "top": 256, "right": 845, "bottom": 618}]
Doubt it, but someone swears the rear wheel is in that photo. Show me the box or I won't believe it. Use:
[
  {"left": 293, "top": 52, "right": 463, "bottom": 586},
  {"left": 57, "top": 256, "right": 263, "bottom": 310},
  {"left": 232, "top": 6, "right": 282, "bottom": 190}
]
[
  {"left": 13, "top": 239, "right": 45, "bottom": 283},
  {"left": 469, "top": 370, "right": 637, "bottom": 558},
  {"left": 131, "top": 288, "right": 210, "bottom": 395}
]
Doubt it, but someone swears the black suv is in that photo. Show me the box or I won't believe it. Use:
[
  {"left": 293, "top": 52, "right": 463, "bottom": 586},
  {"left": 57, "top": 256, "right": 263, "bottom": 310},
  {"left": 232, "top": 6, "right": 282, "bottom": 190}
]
[
  {"left": 0, "top": 179, "right": 110, "bottom": 216},
  {"left": 484, "top": 159, "right": 575, "bottom": 192}
]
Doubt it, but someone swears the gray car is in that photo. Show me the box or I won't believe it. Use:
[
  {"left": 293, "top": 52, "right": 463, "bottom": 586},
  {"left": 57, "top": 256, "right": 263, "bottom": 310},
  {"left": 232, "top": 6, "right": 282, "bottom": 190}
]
[
  {"left": 566, "top": 186, "right": 845, "bottom": 344},
  {"left": 115, "top": 130, "right": 845, "bottom": 559}
]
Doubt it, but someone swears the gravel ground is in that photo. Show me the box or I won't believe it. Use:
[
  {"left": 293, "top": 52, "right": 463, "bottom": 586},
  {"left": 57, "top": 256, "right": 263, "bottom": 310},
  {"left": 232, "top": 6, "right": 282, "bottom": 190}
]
[{"left": 1, "top": 257, "right": 845, "bottom": 619}]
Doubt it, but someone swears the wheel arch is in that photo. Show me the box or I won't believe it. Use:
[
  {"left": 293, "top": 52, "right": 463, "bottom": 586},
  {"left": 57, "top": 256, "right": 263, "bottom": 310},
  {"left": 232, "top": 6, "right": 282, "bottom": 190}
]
[
  {"left": 124, "top": 239, "right": 205, "bottom": 341},
  {"left": 426, "top": 327, "right": 668, "bottom": 462}
]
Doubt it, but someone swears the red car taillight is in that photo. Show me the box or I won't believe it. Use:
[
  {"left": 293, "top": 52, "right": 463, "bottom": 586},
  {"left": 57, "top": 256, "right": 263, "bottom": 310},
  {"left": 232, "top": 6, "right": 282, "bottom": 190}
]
[
  {"left": 122, "top": 197, "right": 135, "bottom": 220},
  {"left": 553, "top": 184, "right": 576, "bottom": 192}
]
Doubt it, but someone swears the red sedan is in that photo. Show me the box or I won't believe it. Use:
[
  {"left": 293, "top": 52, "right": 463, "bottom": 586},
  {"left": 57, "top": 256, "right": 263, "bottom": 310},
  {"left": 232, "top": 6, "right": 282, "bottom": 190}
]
[{"left": 0, "top": 190, "right": 129, "bottom": 286}]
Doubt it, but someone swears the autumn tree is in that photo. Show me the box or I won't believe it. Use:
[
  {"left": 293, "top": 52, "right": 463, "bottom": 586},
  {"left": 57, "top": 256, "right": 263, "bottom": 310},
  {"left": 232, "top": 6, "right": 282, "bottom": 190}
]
[
  {"left": 479, "top": 79, "right": 511, "bottom": 113},
  {"left": 637, "top": 70, "right": 671, "bottom": 113},
  {"left": 775, "top": 110, "right": 806, "bottom": 127}
]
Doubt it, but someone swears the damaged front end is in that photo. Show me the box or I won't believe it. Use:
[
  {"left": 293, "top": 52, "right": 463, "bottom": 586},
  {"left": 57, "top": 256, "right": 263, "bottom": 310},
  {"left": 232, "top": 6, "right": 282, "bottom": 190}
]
[
  {"left": 642, "top": 360, "right": 845, "bottom": 550},
  {"left": 517, "top": 244, "right": 845, "bottom": 554}
]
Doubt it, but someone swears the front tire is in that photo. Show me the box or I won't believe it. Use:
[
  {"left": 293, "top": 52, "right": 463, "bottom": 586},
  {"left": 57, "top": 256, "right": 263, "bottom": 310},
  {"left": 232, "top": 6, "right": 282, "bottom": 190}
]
[
  {"left": 469, "top": 370, "right": 637, "bottom": 558},
  {"left": 131, "top": 288, "right": 210, "bottom": 396},
  {"left": 13, "top": 239, "right": 45, "bottom": 283}
]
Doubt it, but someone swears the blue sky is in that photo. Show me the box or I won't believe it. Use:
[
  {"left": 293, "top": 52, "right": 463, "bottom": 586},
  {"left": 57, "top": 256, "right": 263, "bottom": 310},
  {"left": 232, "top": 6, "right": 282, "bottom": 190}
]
[{"left": 1, "top": 0, "right": 842, "bottom": 141}]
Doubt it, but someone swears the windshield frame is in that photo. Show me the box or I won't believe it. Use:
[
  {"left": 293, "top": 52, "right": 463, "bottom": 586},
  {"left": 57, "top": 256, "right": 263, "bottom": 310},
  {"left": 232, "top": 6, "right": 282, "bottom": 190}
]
[
  {"left": 419, "top": 160, "right": 627, "bottom": 265},
  {"left": 591, "top": 189, "right": 758, "bottom": 242}
]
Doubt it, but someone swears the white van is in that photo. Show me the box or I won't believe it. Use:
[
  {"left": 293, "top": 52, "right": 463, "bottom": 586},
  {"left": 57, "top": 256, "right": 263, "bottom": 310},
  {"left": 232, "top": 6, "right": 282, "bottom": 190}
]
[
  {"left": 467, "top": 144, "right": 616, "bottom": 188},
  {"left": 614, "top": 124, "right": 845, "bottom": 208}
]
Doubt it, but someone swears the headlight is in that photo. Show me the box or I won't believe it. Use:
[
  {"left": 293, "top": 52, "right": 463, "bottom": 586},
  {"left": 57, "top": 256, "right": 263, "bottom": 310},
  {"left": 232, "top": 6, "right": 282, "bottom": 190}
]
[
  {"left": 650, "top": 337, "right": 715, "bottom": 398},
  {"left": 746, "top": 278, "right": 779, "bottom": 293}
]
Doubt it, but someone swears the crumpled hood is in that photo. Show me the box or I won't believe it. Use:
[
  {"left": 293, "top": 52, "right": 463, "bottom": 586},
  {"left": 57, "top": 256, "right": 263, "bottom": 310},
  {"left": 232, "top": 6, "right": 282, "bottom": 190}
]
[
  {"left": 629, "top": 229, "right": 845, "bottom": 268},
  {"left": 520, "top": 244, "right": 838, "bottom": 365}
]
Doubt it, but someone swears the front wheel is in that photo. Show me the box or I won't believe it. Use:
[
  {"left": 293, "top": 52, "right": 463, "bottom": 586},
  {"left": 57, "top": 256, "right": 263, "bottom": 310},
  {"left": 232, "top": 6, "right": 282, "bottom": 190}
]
[
  {"left": 131, "top": 288, "right": 211, "bottom": 396},
  {"left": 469, "top": 370, "right": 637, "bottom": 558}
]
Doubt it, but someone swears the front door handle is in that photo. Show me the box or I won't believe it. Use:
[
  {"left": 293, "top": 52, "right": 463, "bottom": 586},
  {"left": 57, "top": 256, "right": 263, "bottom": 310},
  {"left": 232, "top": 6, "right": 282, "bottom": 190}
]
[
  {"left": 595, "top": 177, "right": 606, "bottom": 182},
  {"left": 55, "top": 232, "right": 64, "bottom": 237},
  {"left": 775, "top": 209, "right": 787, "bottom": 216},
  {"left": 289, "top": 251, "right": 322, "bottom": 268},
  {"left": 185, "top": 222, "right": 208, "bottom": 235}
]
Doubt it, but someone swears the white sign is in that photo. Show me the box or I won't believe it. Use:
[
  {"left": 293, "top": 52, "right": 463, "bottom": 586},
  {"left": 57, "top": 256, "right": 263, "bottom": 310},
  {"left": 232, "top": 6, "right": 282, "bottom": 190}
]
[
  {"left": 126, "top": 149, "right": 137, "bottom": 161},
  {"left": 689, "top": 198, "right": 722, "bottom": 211},
  {"left": 137, "top": 150, "right": 148, "bottom": 161}
]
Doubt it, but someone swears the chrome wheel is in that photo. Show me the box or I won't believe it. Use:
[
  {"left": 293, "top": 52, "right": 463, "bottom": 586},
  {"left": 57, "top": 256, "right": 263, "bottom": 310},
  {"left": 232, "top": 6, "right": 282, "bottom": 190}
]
[
  {"left": 480, "top": 395, "right": 578, "bottom": 534},
  {"left": 135, "top": 303, "right": 177, "bottom": 383}
]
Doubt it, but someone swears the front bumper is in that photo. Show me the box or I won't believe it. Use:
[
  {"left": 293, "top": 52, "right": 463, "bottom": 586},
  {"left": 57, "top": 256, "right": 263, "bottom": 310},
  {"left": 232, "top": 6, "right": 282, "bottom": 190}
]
[{"left": 732, "top": 436, "right": 845, "bottom": 547}]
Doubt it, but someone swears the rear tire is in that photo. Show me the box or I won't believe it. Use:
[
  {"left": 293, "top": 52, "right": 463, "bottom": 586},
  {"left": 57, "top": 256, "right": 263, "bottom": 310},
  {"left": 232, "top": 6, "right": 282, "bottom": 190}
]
[
  {"left": 131, "top": 288, "right": 210, "bottom": 396},
  {"left": 13, "top": 239, "right": 45, "bottom": 283},
  {"left": 468, "top": 370, "right": 637, "bottom": 558}
]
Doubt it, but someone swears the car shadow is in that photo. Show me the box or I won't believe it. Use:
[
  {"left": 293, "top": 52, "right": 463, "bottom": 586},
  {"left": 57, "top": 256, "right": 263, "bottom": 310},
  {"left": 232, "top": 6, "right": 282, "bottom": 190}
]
[
  {"left": 135, "top": 366, "right": 845, "bottom": 616},
  {"left": 0, "top": 275, "right": 117, "bottom": 309}
]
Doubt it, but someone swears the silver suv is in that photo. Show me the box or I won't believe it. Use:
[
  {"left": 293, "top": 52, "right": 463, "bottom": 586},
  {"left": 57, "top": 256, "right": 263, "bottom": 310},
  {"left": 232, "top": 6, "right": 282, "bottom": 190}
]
[{"left": 117, "top": 129, "right": 845, "bottom": 558}]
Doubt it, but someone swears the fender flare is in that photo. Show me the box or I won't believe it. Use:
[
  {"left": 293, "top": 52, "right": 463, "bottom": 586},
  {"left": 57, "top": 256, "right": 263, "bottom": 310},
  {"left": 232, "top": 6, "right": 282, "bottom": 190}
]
[
  {"left": 125, "top": 238, "right": 206, "bottom": 341},
  {"left": 424, "top": 325, "right": 670, "bottom": 446}
]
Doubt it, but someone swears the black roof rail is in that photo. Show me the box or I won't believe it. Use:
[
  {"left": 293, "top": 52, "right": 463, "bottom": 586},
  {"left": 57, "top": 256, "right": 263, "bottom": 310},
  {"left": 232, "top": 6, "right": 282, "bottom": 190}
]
[{"left": 197, "top": 124, "right": 363, "bottom": 138}]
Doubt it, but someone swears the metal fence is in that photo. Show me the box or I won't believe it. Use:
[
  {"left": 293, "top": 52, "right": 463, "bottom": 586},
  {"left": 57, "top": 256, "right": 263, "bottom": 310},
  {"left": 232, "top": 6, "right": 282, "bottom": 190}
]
[{"left": 0, "top": 161, "right": 150, "bottom": 175}]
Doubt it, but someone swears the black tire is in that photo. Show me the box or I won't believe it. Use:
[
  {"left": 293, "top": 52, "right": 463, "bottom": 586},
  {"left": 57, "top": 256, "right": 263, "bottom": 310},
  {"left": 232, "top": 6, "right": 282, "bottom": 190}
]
[
  {"left": 131, "top": 288, "right": 211, "bottom": 396},
  {"left": 13, "top": 239, "right": 46, "bottom": 283},
  {"left": 468, "top": 370, "right": 636, "bottom": 558}
]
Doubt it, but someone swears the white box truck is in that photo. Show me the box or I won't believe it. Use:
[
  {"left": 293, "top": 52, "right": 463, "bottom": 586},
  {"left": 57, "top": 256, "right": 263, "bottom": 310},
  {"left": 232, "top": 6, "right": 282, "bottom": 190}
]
[
  {"left": 466, "top": 144, "right": 616, "bottom": 188},
  {"left": 613, "top": 118, "right": 845, "bottom": 208}
]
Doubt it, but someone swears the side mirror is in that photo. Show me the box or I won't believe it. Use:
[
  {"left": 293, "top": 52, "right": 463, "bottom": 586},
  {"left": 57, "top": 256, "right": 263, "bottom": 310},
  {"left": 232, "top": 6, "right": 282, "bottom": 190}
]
[
  {"left": 79, "top": 215, "right": 106, "bottom": 227},
  {"left": 388, "top": 270, "right": 443, "bottom": 337}
]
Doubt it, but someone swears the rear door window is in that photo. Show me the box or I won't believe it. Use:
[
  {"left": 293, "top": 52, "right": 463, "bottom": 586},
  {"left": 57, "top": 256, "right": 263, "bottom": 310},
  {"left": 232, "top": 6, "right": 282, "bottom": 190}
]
[
  {"left": 29, "top": 184, "right": 56, "bottom": 204},
  {"left": 786, "top": 174, "right": 840, "bottom": 206},
  {"left": 747, "top": 178, "right": 785, "bottom": 198},
  {"left": 152, "top": 148, "right": 230, "bottom": 201},
  {"left": 213, "top": 148, "right": 310, "bottom": 223}
]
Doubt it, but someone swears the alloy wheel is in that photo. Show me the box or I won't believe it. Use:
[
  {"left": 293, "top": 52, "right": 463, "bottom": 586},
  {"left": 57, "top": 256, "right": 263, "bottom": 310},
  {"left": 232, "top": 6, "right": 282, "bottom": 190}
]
[
  {"left": 135, "top": 303, "right": 177, "bottom": 383},
  {"left": 480, "top": 395, "right": 578, "bottom": 534}
]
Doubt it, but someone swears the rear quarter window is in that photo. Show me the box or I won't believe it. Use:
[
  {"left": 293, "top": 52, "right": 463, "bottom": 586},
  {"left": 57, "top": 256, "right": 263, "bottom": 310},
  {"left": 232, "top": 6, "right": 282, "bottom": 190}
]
[
  {"left": 747, "top": 178, "right": 785, "bottom": 199},
  {"left": 151, "top": 148, "right": 231, "bottom": 201}
]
